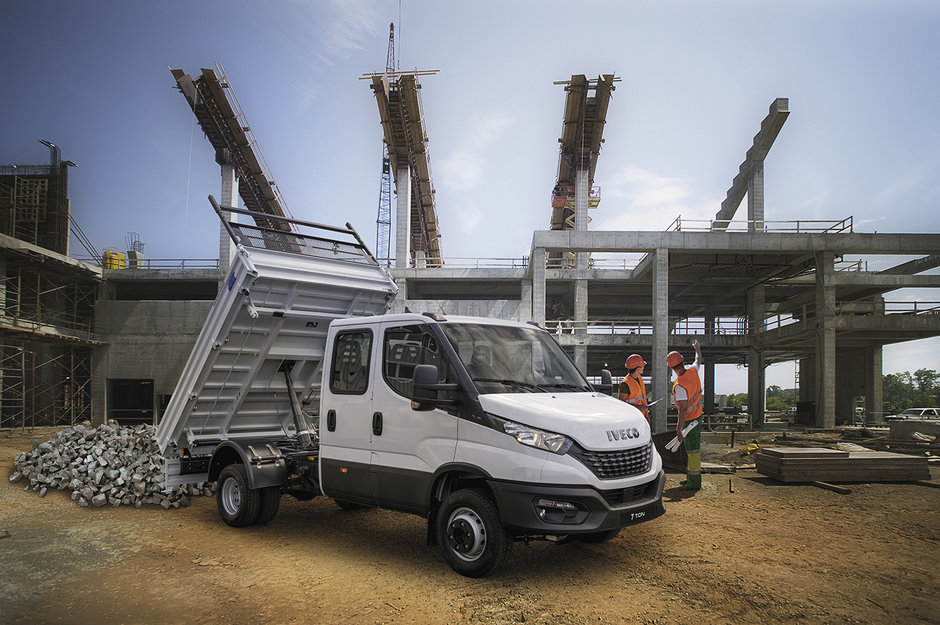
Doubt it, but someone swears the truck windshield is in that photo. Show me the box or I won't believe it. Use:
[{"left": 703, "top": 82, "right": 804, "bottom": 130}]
[{"left": 441, "top": 323, "right": 591, "bottom": 394}]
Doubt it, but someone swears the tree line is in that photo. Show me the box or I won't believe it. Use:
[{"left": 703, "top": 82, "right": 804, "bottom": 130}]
[{"left": 722, "top": 369, "right": 938, "bottom": 413}]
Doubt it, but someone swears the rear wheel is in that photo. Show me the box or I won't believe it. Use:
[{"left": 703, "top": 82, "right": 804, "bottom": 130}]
[
  {"left": 217, "top": 464, "right": 260, "bottom": 527},
  {"left": 437, "top": 489, "right": 511, "bottom": 578},
  {"left": 255, "top": 487, "right": 281, "bottom": 524}
]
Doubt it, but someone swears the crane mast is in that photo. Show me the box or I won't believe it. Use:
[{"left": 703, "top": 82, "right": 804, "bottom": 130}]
[{"left": 375, "top": 23, "right": 395, "bottom": 265}]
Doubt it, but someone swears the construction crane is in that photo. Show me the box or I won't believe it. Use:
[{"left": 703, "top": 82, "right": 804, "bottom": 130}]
[{"left": 375, "top": 23, "right": 395, "bottom": 265}]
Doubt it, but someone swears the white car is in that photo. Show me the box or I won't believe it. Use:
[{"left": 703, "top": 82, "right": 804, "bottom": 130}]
[{"left": 885, "top": 407, "right": 940, "bottom": 421}]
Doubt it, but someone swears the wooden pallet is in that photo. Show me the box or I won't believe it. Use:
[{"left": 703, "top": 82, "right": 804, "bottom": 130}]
[{"left": 755, "top": 447, "right": 929, "bottom": 483}]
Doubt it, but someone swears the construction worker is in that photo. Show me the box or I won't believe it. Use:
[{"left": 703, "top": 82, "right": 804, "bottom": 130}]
[
  {"left": 669, "top": 340, "right": 703, "bottom": 490},
  {"left": 618, "top": 354, "right": 649, "bottom": 421}
]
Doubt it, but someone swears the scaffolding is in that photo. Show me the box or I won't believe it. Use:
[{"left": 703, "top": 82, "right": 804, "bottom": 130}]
[
  {"left": 0, "top": 148, "right": 100, "bottom": 428},
  {"left": 0, "top": 141, "right": 73, "bottom": 255}
]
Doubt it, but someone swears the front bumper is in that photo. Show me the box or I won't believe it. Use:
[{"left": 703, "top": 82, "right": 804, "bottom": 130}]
[{"left": 488, "top": 470, "right": 666, "bottom": 535}]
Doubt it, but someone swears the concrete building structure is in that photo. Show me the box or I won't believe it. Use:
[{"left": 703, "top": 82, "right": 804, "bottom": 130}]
[{"left": 3, "top": 75, "right": 938, "bottom": 433}]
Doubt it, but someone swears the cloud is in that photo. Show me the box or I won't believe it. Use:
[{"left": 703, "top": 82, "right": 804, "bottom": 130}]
[
  {"left": 438, "top": 150, "right": 483, "bottom": 192},
  {"left": 293, "top": 0, "right": 383, "bottom": 64},
  {"left": 593, "top": 165, "right": 718, "bottom": 231},
  {"left": 437, "top": 112, "right": 514, "bottom": 192}
]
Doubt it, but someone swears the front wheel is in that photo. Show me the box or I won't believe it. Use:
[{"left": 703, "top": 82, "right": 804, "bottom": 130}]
[
  {"left": 217, "top": 464, "right": 260, "bottom": 527},
  {"left": 436, "top": 489, "right": 511, "bottom": 578}
]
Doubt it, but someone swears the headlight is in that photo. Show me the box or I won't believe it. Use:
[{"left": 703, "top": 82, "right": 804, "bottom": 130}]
[{"left": 500, "top": 419, "right": 572, "bottom": 455}]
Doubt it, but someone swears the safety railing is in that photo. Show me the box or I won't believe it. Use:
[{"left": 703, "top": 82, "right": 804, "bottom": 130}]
[
  {"left": 75, "top": 257, "right": 221, "bottom": 270},
  {"left": 668, "top": 215, "right": 854, "bottom": 234},
  {"left": 547, "top": 318, "right": 750, "bottom": 336}
]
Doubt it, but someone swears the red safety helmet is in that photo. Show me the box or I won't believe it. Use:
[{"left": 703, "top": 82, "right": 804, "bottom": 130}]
[
  {"left": 666, "top": 351, "right": 685, "bottom": 368},
  {"left": 624, "top": 354, "right": 646, "bottom": 369}
]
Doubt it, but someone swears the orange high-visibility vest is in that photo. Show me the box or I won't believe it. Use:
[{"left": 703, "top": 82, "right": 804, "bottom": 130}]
[
  {"left": 672, "top": 368, "right": 703, "bottom": 423},
  {"left": 620, "top": 375, "right": 649, "bottom": 417}
]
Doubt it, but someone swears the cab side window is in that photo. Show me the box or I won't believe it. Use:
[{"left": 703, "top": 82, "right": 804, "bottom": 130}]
[
  {"left": 384, "top": 325, "right": 454, "bottom": 411},
  {"left": 330, "top": 331, "right": 371, "bottom": 394}
]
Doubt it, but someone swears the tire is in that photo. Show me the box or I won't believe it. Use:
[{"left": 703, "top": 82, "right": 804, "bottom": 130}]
[
  {"left": 216, "top": 464, "right": 261, "bottom": 527},
  {"left": 437, "top": 489, "right": 512, "bottom": 578},
  {"left": 255, "top": 487, "right": 281, "bottom": 524},
  {"left": 578, "top": 528, "right": 621, "bottom": 543},
  {"left": 334, "top": 498, "right": 367, "bottom": 511}
]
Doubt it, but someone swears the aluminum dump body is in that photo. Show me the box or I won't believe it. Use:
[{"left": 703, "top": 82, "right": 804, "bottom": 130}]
[{"left": 156, "top": 200, "right": 396, "bottom": 456}]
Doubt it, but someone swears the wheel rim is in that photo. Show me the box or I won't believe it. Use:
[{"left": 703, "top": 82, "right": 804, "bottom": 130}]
[
  {"left": 220, "top": 476, "right": 241, "bottom": 516},
  {"left": 446, "top": 505, "right": 487, "bottom": 562}
]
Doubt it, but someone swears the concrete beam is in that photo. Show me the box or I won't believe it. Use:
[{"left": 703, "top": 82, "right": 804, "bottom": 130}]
[
  {"left": 714, "top": 98, "right": 789, "bottom": 228},
  {"left": 531, "top": 230, "right": 940, "bottom": 256}
]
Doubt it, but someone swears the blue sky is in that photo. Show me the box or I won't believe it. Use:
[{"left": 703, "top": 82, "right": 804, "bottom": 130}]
[{"left": 2, "top": 0, "right": 939, "bottom": 393}]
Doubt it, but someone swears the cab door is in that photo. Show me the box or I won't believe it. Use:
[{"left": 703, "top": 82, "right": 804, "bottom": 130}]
[
  {"left": 369, "top": 322, "right": 458, "bottom": 512},
  {"left": 319, "top": 328, "right": 375, "bottom": 505}
]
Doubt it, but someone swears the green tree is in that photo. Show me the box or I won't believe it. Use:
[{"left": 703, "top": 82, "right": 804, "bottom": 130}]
[{"left": 882, "top": 370, "right": 937, "bottom": 413}]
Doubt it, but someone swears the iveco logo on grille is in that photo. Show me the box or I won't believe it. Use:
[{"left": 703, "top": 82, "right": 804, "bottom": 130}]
[{"left": 606, "top": 427, "right": 640, "bottom": 442}]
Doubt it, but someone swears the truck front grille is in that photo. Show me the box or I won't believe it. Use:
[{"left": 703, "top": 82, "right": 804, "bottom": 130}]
[{"left": 569, "top": 441, "right": 653, "bottom": 479}]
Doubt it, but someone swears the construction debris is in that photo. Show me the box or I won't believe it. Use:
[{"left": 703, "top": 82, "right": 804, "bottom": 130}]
[{"left": 9, "top": 423, "right": 213, "bottom": 508}]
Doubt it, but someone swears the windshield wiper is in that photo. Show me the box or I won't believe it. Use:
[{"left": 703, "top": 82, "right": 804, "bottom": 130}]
[
  {"left": 471, "top": 378, "right": 549, "bottom": 392},
  {"left": 541, "top": 382, "right": 592, "bottom": 392}
]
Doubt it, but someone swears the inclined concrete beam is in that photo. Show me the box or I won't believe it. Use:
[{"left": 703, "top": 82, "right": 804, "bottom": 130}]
[{"left": 714, "top": 98, "right": 789, "bottom": 229}]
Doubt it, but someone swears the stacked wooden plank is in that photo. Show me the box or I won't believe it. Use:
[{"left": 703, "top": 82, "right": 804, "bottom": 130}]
[{"left": 755, "top": 447, "right": 930, "bottom": 483}]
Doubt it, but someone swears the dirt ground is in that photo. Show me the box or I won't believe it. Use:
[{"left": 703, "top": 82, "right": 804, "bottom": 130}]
[{"left": 1, "top": 427, "right": 938, "bottom": 625}]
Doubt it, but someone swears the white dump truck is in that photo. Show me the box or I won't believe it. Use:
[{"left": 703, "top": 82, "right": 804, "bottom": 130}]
[{"left": 156, "top": 197, "right": 665, "bottom": 577}]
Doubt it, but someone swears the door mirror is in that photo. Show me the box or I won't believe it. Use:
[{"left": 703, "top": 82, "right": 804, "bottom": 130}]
[
  {"left": 593, "top": 369, "right": 613, "bottom": 395},
  {"left": 411, "top": 364, "right": 459, "bottom": 411}
]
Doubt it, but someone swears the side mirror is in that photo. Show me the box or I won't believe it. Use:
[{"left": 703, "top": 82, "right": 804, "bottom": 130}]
[
  {"left": 411, "top": 364, "right": 459, "bottom": 411},
  {"left": 593, "top": 369, "right": 613, "bottom": 395}
]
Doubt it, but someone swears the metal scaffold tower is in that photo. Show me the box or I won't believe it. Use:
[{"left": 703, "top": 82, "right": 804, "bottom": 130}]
[{"left": 375, "top": 23, "right": 396, "bottom": 265}]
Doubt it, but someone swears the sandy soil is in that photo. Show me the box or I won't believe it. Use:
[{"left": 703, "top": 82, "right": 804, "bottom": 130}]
[{"left": 1, "top": 427, "right": 938, "bottom": 625}]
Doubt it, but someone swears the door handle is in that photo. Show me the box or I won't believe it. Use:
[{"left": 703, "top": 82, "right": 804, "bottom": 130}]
[
  {"left": 372, "top": 412, "right": 383, "bottom": 436},
  {"left": 327, "top": 409, "right": 336, "bottom": 432}
]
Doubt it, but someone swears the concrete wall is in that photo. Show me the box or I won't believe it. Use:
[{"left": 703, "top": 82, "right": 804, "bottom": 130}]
[{"left": 92, "top": 299, "right": 212, "bottom": 425}]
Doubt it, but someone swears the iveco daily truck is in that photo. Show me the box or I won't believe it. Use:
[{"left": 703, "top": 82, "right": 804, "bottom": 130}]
[{"left": 156, "top": 197, "right": 665, "bottom": 577}]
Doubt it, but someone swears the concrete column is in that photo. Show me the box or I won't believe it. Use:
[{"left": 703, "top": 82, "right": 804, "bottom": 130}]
[
  {"left": 747, "top": 285, "right": 765, "bottom": 427},
  {"left": 867, "top": 346, "right": 884, "bottom": 423},
  {"left": 573, "top": 276, "right": 588, "bottom": 373},
  {"left": 219, "top": 161, "right": 239, "bottom": 278},
  {"left": 395, "top": 166, "right": 412, "bottom": 268},
  {"left": 748, "top": 161, "right": 764, "bottom": 232},
  {"left": 815, "top": 251, "right": 837, "bottom": 428},
  {"left": 532, "top": 248, "right": 546, "bottom": 324},
  {"left": 704, "top": 302, "right": 715, "bottom": 415},
  {"left": 651, "top": 248, "right": 669, "bottom": 433},
  {"left": 747, "top": 351, "right": 765, "bottom": 429},
  {"left": 520, "top": 280, "right": 533, "bottom": 321},
  {"left": 574, "top": 169, "right": 589, "bottom": 270}
]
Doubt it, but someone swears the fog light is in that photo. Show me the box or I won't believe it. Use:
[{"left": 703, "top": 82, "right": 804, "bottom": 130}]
[{"left": 535, "top": 498, "right": 582, "bottom": 524}]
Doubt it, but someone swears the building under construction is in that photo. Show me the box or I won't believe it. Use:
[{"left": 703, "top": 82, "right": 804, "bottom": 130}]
[
  {"left": 1, "top": 69, "right": 938, "bottom": 433},
  {"left": 0, "top": 142, "right": 99, "bottom": 428}
]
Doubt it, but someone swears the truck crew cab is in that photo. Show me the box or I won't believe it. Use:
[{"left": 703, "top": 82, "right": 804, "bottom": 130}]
[{"left": 157, "top": 198, "right": 665, "bottom": 577}]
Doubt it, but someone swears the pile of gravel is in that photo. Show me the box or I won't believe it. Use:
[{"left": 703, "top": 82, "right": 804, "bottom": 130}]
[{"left": 9, "top": 423, "right": 213, "bottom": 509}]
